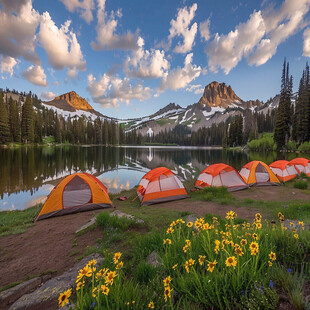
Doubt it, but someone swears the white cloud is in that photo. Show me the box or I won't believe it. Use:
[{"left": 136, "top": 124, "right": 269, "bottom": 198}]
[
  {"left": 59, "top": 0, "right": 95, "bottom": 23},
  {"left": 159, "top": 53, "right": 202, "bottom": 92},
  {"left": 249, "top": 0, "right": 310, "bottom": 66},
  {"left": 0, "top": 0, "right": 40, "bottom": 64},
  {"left": 23, "top": 65, "right": 47, "bottom": 86},
  {"left": 124, "top": 37, "right": 169, "bottom": 79},
  {"left": 0, "top": 56, "right": 19, "bottom": 76},
  {"left": 91, "top": 0, "right": 138, "bottom": 51},
  {"left": 39, "top": 12, "right": 86, "bottom": 75},
  {"left": 41, "top": 91, "right": 56, "bottom": 100},
  {"left": 206, "top": 0, "right": 310, "bottom": 74},
  {"left": 186, "top": 84, "right": 204, "bottom": 95},
  {"left": 303, "top": 28, "right": 310, "bottom": 56},
  {"left": 206, "top": 11, "right": 265, "bottom": 74},
  {"left": 168, "top": 3, "right": 198, "bottom": 53},
  {"left": 87, "top": 73, "right": 151, "bottom": 108},
  {"left": 199, "top": 19, "right": 211, "bottom": 42}
]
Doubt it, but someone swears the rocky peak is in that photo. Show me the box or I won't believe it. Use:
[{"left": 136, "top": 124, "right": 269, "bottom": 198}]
[
  {"left": 54, "top": 91, "right": 93, "bottom": 112},
  {"left": 152, "top": 102, "right": 183, "bottom": 118},
  {"left": 198, "top": 81, "right": 242, "bottom": 108}
]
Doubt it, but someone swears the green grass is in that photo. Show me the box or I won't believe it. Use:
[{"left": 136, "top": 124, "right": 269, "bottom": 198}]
[
  {"left": 294, "top": 180, "right": 308, "bottom": 190},
  {"left": 0, "top": 205, "right": 41, "bottom": 237},
  {"left": 190, "top": 187, "right": 236, "bottom": 205},
  {"left": 42, "top": 136, "right": 55, "bottom": 144}
]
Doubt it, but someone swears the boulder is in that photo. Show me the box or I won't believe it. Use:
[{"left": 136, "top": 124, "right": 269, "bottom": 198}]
[
  {"left": 75, "top": 216, "right": 97, "bottom": 234},
  {"left": 146, "top": 251, "right": 162, "bottom": 268},
  {"left": 185, "top": 214, "right": 198, "bottom": 230},
  {"left": 9, "top": 254, "right": 103, "bottom": 310},
  {"left": 110, "top": 210, "right": 145, "bottom": 224}
]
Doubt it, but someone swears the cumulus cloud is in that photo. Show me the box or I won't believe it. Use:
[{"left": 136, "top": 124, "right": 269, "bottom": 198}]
[
  {"left": 206, "top": 11, "right": 265, "bottom": 74},
  {"left": 59, "top": 0, "right": 95, "bottom": 23},
  {"left": 23, "top": 65, "right": 47, "bottom": 86},
  {"left": 186, "top": 84, "right": 204, "bottom": 95},
  {"left": 168, "top": 3, "right": 198, "bottom": 53},
  {"left": 206, "top": 0, "right": 310, "bottom": 74},
  {"left": 0, "top": 0, "right": 40, "bottom": 64},
  {"left": 199, "top": 19, "right": 211, "bottom": 42},
  {"left": 91, "top": 0, "right": 138, "bottom": 51},
  {"left": 159, "top": 53, "right": 202, "bottom": 92},
  {"left": 303, "top": 28, "right": 310, "bottom": 56},
  {"left": 0, "top": 56, "right": 19, "bottom": 76},
  {"left": 87, "top": 73, "right": 151, "bottom": 108},
  {"left": 39, "top": 12, "right": 86, "bottom": 77},
  {"left": 124, "top": 37, "right": 169, "bottom": 79},
  {"left": 41, "top": 91, "right": 56, "bottom": 100}
]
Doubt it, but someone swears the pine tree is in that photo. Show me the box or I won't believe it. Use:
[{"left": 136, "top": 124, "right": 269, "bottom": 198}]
[
  {"left": 21, "top": 96, "right": 34, "bottom": 143},
  {"left": 0, "top": 92, "right": 10, "bottom": 144},
  {"left": 55, "top": 114, "right": 62, "bottom": 143},
  {"left": 8, "top": 96, "right": 21, "bottom": 142}
]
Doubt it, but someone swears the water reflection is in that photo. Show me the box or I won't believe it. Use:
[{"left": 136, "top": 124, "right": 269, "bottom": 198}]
[{"left": 0, "top": 146, "right": 309, "bottom": 211}]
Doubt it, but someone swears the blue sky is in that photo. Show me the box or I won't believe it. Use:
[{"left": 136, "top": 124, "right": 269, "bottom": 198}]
[{"left": 1, "top": 0, "right": 310, "bottom": 118}]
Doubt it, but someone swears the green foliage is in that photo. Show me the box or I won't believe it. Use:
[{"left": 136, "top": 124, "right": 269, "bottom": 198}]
[
  {"left": 0, "top": 205, "right": 41, "bottom": 236},
  {"left": 298, "top": 141, "right": 310, "bottom": 152},
  {"left": 248, "top": 135, "right": 277, "bottom": 151},
  {"left": 0, "top": 92, "right": 10, "bottom": 144},
  {"left": 21, "top": 96, "right": 34, "bottom": 144},
  {"left": 191, "top": 186, "right": 235, "bottom": 204},
  {"left": 134, "top": 262, "right": 157, "bottom": 284},
  {"left": 286, "top": 141, "right": 297, "bottom": 151},
  {"left": 96, "top": 212, "right": 142, "bottom": 231},
  {"left": 293, "top": 180, "right": 308, "bottom": 190}
]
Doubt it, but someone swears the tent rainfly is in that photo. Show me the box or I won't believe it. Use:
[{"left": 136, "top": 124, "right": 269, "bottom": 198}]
[
  {"left": 36, "top": 173, "right": 112, "bottom": 221},
  {"left": 269, "top": 160, "right": 298, "bottom": 182},
  {"left": 136, "top": 167, "right": 188, "bottom": 206},
  {"left": 289, "top": 158, "right": 310, "bottom": 177},
  {"left": 239, "top": 161, "right": 280, "bottom": 186},
  {"left": 195, "top": 163, "right": 248, "bottom": 191}
]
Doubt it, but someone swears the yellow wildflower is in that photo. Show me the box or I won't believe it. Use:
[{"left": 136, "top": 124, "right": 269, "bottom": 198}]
[
  {"left": 163, "top": 238, "right": 172, "bottom": 245},
  {"left": 170, "top": 221, "right": 176, "bottom": 227},
  {"left": 116, "top": 261, "right": 124, "bottom": 269},
  {"left": 58, "top": 288, "right": 72, "bottom": 307},
  {"left": 163, "top": 276, "right": 172, "bottom": 287},
  {"left": 188, "top": 258, "right": 195, "bottom": 267},
  {"left": 250, "top": 242, "right": 259, "bottom": 255},
  {"left": 101, "top": 285, "right": 109, "bottom": 295},
  {"left": 298, "top": 221, "right": 304, "bottom": 226},
  {"left": 269, "top": 251, "right": 276, "bottom": 261},
  {"left": 294, "top": 233, "right": 299, "bottom": 239},
  {"left": 183, "top": 246, "right": 188, "bottom": 253},
  {"left": 235, "top": 247, "right": 244, "bottom": 256},
  {"left": 76, "top": 264, "right": 92, "bottom": 283},
  {"left": 187, "top": 222, "right": 193, "bottom": 228},
  {"left": 96, "top": 268, "right": 108, "bottom": 280},
  {"left": 203, "top": 223, "right": 211, "bottom": 230},
  {"left": 207, "top": 260, "right": 217, "bottom": 273},
  {"left": 164, "top": 286, "right": 172, "bottom": 302},
  {"left": 252, "top": 233, "right": 258, "bottom": 240},
  {"left": 166, "top": 227, "right": 174, "bottom": 234},
  {"left": 240, "top": 239, "right": 247, "bottom": 246},
  {"left": 114, "top": 252, "right": 122, "bottom": 264},
  {"left": 76, "top": 281, "right": 84, "bottom": 291},
  {"left": 172, "top": 264, "right": 178, "bottom": 270},
  {"left": 225, "top": 256, "right": 237, "bottom": 268},
  {"left": 226, "top": 210, "right": 237, "bottom": 220},
  {"left": 88, "top": 258, "right": 97, "bottom": 266},
  {"left": 256, "top": 223, "right": 262, "bottom": 229},
  {"left": 92, "top": 287, "right": 98, "bottom": 298},
  {"left": 105, "top": 270, "right": 117, "bottom": 285},
  {"left": 148, "top": 301, "right": 155, "bottom": 309},
  {"left": 198, "top": 255, "right": 206, "bottom": 266},
  {"left": 185, "top": 239, "right": 191, "bottom": 246},
  {"left": 268, "top": 261, "right": 273, "bottom": 267}
]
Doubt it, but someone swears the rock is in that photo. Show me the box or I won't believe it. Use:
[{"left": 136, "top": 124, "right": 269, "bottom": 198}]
[
  {"left": 146, "top": 251, "right": 162, "bottom": 268},
  {"left": 9, "top": 254, "right": 104, "bottom": 310},
  {"left": 75, "top": 216, "right": 97, "bottom": 234},
  {"left": 0, "top": 277, "right": 41, "bottom": 309},
  {"left": 110, "top": 210, "right": 145, "bottom": 224}
]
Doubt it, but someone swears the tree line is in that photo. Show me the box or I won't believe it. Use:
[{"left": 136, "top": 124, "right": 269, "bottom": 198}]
[{"left": 0, "top": 91, "right": 126, "bottom": 145}]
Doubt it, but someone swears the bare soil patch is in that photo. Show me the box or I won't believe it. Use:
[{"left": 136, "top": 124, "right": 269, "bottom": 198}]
[
  {"left": 232, "top": 185, "right": 309, "bottom": 202},
  {"left": 0, "top": 210, "right": 103, "bottom": 289}
]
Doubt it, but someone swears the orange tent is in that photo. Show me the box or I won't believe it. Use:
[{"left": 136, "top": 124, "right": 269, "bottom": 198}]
[
  {"left": 269, "top": 160, "right": 298, "bottom": 182},
  {"left": 136, "top": 167, "right": 188, "bottom": 206},
  {"left": 36, "top": 173, "right": 112, "bottom": 221},
  {"left": 239, "top": 161, "right": 280, "bottom": 186},
  {"left": 289, "top": 158, "right": 310, "bottom": 176},
  {"left": 195, "top": 163, "right": 248, "bottom": 191}
]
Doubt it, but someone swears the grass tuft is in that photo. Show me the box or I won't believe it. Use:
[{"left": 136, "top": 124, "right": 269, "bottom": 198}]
[{"left": 294, "top": 180, "right": 308, "bottom": 190}]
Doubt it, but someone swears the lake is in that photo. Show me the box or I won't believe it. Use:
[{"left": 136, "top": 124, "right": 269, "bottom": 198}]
[{"left": 0, "top": 145, "right": 309, "bottom": 211}]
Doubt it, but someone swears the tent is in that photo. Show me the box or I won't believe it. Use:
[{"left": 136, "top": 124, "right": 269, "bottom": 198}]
[
  {"left": 289, "top": 158, "right": 310, "bottom": 176},
  {"left": 239, "top": 161, "right": 280, "bottom": 186},
  {"left": 136, "top": 167, "right": 188, "bottom": 206},
  {"left": 195, "top": 163, "right": 248, "bottom": 191},
  {"left": 36, "top": 173, "right": 112, "bottom": 221},
  {"left": 269, "top": 160, "right": 298, "bottom": 182}
]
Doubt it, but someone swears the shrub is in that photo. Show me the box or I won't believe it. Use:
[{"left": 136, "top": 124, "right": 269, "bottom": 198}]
[
  {"left": 96, "top": 212, "right": 141, "bottom": 231},
  {"left": 294, "top": 180, "right": 308, "bottom": 190},
  {"left": 134, "top": 262, "right": 157, "bottom": 284},
  {"left": 248, "top": 136, "right": 276, "bottom": 151},
  {"left": 286, "top": 141, "right": 297, "bottom": 151},
  {"left": 298, "top": 141, "right": 310, "bottom": 153}
]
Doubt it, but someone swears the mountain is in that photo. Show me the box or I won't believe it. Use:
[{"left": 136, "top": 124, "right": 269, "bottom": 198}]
[
  {"left": 44, "top": 91, "right": 103, "bottom": 117},
  {"left": 198, "top": 81, "right": 242, "bottom": 108}
]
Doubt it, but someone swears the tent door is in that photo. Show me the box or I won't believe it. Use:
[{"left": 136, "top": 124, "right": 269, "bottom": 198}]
[
  {"left": 255, "top": 163, "right": 269, "bottom": 182},
  {"left": 63, "top": 176, "right": 92, "bottom": 209}
]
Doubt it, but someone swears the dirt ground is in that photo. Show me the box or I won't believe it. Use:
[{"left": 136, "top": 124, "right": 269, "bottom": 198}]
[{"left": 0, "top": 210, "right": 103, "bottom": 289}]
